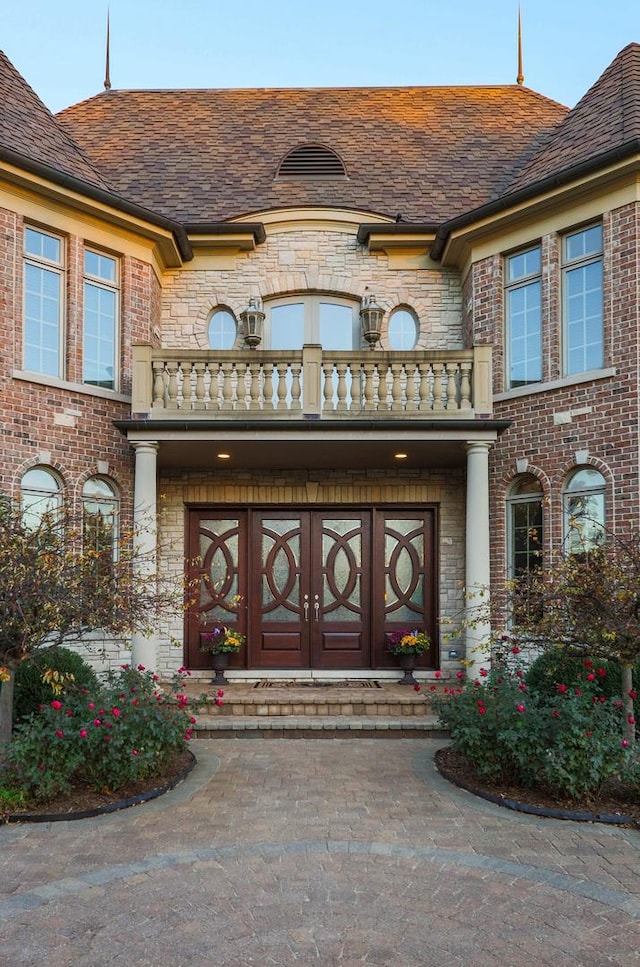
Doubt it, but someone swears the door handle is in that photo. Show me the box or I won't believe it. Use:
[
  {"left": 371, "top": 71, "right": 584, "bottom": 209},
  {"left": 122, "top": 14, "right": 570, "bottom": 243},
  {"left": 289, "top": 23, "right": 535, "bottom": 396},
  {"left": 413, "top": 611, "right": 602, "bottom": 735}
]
[
  {"left": 314, "top": 594, "right": 320, "bottom": 621},
  {"left": 303, "top": 594, "right": 309, "bottom": 621}
]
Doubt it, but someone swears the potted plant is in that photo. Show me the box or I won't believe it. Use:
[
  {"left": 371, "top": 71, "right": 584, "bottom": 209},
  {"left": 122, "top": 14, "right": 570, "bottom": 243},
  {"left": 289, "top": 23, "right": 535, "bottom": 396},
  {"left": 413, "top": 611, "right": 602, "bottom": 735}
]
[
  {"left": 387, "top": 629, "right": 430, "bottom": 685},
  {"left": 199, "top": 624, "right": 246, "bottom": 685}
]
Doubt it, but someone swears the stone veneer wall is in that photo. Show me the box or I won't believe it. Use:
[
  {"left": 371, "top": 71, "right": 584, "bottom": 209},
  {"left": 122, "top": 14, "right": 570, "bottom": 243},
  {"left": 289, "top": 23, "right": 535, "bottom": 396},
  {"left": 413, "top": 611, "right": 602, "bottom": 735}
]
[
  {"left": 155, "top": 466, "right": 466, "bottom": 679},
  {"left": 159, "top": 229, "right": 463, "bottom": 351}
]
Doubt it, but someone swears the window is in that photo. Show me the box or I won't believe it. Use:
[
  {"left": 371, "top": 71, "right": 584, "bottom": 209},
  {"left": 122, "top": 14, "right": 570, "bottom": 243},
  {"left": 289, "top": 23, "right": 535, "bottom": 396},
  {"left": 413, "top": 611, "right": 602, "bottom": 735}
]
[
  {"left": 563, "top": 468, "right": 605, "bottom": 554},
  {"left": 507, "top": 476, "right": 543, "bottom": 578},
  {"left": 388, "top": 308, "right": 418, "bottom": 351},
  {"left": 84, "top": 249, "right": 118, "bottom": 389},
  {"left": 82, "top": 477, "right": 119, "bottom": 560},
  {"left": 267, "top": 296, "right": 359, "bottom": 350},
  {"left": 505, "top": 246, "right": 541, "bottom": 388},
  {"left": 20, "top": 467, "right": 62, "bottom": 530},
  {"left": 23, "top": 227, "right": 64, "bottom": 377},
  {"left": 563, "top": 224, "right": 603, "bottom": 375},
  {"left": 208, "top": 309, "right": 237, "bottom": 350}
]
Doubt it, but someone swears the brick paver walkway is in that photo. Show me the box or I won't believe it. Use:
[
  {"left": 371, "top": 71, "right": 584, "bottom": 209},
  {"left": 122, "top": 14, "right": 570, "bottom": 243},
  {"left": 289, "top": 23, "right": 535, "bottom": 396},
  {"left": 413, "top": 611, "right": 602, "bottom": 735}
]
[{"left": 1, "top": 739, "right": 639, "bottom": 965}]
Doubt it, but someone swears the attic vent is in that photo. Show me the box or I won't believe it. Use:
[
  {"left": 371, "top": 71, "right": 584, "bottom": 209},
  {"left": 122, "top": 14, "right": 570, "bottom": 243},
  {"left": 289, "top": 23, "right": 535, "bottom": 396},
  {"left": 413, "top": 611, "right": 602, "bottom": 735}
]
[{"left": 277, "top": 144, "right": 347, "bottom": 178}]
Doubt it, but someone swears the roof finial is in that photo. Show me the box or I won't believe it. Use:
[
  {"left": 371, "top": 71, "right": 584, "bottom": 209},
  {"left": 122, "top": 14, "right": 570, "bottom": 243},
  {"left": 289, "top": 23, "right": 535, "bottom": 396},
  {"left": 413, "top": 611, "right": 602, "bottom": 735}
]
[
  {"left": 104, "top": 9, "right": 112, "bottom": 91},
  {"left": 516, "top": 3, "right": 524, "bottom": 86}
]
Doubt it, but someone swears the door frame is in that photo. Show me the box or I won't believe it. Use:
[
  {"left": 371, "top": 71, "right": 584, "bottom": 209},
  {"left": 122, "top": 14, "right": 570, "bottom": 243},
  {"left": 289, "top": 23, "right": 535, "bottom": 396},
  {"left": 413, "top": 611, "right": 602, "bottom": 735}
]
[{"left": 184, "top": 503, "right": 439, "bottom": 671}]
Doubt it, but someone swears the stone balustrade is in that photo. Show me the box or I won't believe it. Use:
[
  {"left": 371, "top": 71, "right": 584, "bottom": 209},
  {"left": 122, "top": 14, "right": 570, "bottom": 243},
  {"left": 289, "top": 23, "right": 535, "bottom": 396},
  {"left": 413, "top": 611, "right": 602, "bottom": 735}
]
[{"left": 131, "top": 344, "right": 493, "bottom": 418}]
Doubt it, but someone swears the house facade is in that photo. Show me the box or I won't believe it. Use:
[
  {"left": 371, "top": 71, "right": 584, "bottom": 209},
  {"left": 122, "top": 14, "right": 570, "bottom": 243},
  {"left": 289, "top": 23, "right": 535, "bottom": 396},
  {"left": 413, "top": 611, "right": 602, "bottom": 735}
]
[{"left": 1, "top": 44, "right": 638, "bottom": 680}]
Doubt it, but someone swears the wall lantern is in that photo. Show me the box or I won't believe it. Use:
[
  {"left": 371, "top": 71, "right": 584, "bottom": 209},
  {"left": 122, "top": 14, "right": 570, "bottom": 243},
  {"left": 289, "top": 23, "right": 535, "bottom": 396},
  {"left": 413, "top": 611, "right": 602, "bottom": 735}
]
[
  {"left": 240, "top": 297, "right": 265, "bottom": 348},
  {"left": 360, "top": 293, "right": 385, "bottom": 348}
]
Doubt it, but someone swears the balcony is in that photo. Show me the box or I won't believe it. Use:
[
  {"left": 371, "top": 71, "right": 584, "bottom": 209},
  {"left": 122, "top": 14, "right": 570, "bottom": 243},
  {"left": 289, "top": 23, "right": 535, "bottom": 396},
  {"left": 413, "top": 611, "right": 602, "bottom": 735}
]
[{"left": 131, "top": 344, "right": 493, "bottom": 420}]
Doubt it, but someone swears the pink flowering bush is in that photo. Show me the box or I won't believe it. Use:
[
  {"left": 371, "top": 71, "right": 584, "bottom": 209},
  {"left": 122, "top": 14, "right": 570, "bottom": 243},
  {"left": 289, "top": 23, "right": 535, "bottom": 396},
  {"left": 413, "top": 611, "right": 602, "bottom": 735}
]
[
  {"left": 434, "top": 655, "right": 631, "bottom": 799},
  {"left": 7, "top": 666, "right": 200, "bottom": 802}
]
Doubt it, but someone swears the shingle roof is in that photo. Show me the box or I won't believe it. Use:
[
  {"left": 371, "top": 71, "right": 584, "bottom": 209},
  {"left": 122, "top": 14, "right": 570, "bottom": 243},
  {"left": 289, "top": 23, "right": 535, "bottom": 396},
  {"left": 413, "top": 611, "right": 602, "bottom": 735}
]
[
  {"left": 0, "top": 51, "right": 111, "bottom": 191},
  {"left": 55, "top": 85, "right": 568, "bottom": 225},
  {"left": 508, "top": 43, "right": 640, "bottom": 193}
]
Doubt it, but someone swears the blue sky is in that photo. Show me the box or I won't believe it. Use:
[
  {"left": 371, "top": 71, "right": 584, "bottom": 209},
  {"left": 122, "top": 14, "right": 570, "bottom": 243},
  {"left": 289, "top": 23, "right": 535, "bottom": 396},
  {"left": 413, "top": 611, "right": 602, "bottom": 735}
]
[{"left": 1, "top": 0, "right": 638, "bottom": 113}]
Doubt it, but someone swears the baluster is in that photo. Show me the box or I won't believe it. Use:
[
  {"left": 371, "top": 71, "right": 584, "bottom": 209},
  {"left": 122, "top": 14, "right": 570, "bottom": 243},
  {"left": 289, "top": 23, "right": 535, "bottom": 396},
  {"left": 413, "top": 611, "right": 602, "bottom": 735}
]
[
  {"left": 446, "top": 363, "right": 458, "bottom": 410},
  {"left": 180, "top": 362, "right": 194, "bottom": 410},
  {"left": 323, "top": 362, "right": 335, "bottom": 413},
  {"left": 206, "top": 361, "right": 220, "bottom": 411},
  {"left": 460, "top": 361, "right": 472, "bottom": 410},
  {"left": 417, "top": 361, "right": 430, "bottom": 411},
  {"left": 276, "top": 362, "right": 288, "bottom": 410},
  {"left": 362, "top": 360, "right": 376, "bottom": 411},
  {"left": 192, "top": 361, "right": 206, "bottom": 410},
  {"left": 152, "top": 361, "right": 166, "bottom": 409},
  {"left": 262, "top": 362, "right": 274, "bottom": 411},
  {"left": 350, "top": 363, "right": 362, "bottom": 412},
  {"left": 405, "top": 362, "right": 417, "bottom": 412},
  {"left": 390, "top": 361, "right": 403, "bottom": 411},
  {"left": 432, "top": 361, "right": 444, "bottom": 411},
  {"left": 335, "top": 361, "right": 348, "bottom": 412},
  {"left": 248, "top": 360, "right": 261, "bottom": 411},
  {"left": 290, "top": 362, "right": 302, "bottom": 411},
  {"left": 166, "top": 361, "right": 179, "bottom": 409},
  {"left": 220, "top": 362, "right": 234, "bottom": 411}
]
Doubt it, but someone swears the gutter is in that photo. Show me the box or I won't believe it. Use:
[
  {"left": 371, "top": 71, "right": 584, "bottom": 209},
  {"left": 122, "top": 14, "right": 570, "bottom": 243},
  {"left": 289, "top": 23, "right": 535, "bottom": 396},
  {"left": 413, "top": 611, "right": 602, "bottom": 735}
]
[
  {"left": 114, "top": 418, "right": 511, "bottom": 434},
  {"left": 0, "top": 145, "right": 193, "bottom": 261},
  {"left": 430, "top": 138, "right": 640, "bottom": 260}
]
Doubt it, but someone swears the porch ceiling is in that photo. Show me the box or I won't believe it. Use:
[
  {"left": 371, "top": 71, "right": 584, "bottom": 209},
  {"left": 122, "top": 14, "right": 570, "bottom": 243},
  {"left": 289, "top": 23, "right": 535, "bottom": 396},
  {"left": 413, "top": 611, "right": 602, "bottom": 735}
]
[{"left": 117, "top": 419, "right": 510, "bottom": 471}]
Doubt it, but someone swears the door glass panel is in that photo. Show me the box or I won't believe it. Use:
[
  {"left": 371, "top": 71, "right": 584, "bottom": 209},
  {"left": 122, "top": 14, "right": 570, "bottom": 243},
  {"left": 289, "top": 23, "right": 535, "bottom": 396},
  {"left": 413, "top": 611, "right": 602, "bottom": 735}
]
[
  {"left": 198, "top": 519, "right": 240, "bottom": 623},
  {"left": 384, "top": 519, "right": 424, "bottom": 623},
  {"left": 322, "top": 519, "right": 362, "bottom": 620},
  {"left": 319, "top": 303, "right": 354, "bottom": 350},
  {"left": 270, "top": 304, "right": 305, "bottom": 350},
  {"left": 261, "top": 518, "right": 301, "bottom": 619}
]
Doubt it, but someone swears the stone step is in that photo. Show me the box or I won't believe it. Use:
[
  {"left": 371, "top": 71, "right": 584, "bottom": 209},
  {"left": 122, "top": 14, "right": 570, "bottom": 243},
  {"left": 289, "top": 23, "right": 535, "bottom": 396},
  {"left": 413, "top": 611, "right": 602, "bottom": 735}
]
[
  {"left": 200, "top": 689, "right": 434, "bottom": 718},
  {"left": 195, "top": 714, "right": 445, "bottom": 739}
]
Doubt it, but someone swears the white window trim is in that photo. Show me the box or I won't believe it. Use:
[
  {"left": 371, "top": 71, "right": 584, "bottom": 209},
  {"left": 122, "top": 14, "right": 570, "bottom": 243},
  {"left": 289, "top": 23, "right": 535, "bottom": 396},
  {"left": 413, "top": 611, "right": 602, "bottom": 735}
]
[
  {"left": 83, "top": 247, "right": 120, "bottom": 391},
  {"left": 23, "top": 226, "right": 65, "bottom": 379},
  {"left": 265, "top": 295, "right": 360, "bottom": 349},
  {"left": 561, "top": 223, "right": 603, "bottom": 377},
  {"left": 504, "top": 244, "right": 542, "bottom": 391}
]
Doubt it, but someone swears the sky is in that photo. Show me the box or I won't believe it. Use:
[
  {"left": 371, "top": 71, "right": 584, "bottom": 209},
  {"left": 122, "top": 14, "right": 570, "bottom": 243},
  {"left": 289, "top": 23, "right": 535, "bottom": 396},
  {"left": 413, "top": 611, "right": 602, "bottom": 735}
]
[{"left": 0, "top": 0, "right": 638, "bottom": 114}]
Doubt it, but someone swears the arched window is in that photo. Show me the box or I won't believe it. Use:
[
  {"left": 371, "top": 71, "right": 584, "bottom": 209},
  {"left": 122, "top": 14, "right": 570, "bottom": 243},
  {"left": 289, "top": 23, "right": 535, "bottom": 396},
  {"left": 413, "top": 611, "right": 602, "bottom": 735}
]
[
  {"left": 506, "top": 475, "right": 544, "bottom": 579},
  {"left": 388, "top": 308, "right": 418, "bottom": 351},
  {"left": 20, "top": 467, "right": 62, "bottom": 530},
  {"left": 82, "top": 477, "right": 119, "bottom": 560},
  {"left": 266, "top": 296, "right": 359, "bottom": 350},
  {"left": 208, "top": 309, "right": 237, "bottom": 350},
  {"left": 563, "top": 467, "right": 606, "bottom": 553}
]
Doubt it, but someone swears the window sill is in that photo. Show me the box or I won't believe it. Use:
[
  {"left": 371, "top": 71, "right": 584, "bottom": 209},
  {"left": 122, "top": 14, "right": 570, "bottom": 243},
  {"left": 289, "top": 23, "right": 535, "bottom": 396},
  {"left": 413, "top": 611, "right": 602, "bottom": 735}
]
[
  {"left": 494, "top": 367, "right": 617, "bottom": 403},
  {"left": 13, "top": 370, "right": 131, "bottom": 404}
]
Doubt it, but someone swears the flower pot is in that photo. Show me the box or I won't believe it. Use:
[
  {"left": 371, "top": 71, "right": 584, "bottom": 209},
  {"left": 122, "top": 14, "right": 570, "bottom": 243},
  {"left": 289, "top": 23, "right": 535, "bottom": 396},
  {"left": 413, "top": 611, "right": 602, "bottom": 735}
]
[
  {"left": 210, "top": 652, "right": 230, "bottom": 686},
  {"left": 397, "top": 653, "right": 419, "bottom": 686}
]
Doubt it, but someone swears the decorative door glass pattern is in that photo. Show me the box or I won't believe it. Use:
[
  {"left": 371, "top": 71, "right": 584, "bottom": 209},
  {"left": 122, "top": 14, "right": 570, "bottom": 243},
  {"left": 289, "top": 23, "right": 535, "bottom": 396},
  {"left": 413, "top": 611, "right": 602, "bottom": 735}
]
[
  {"left": 384, "top": 518, "right": 425, "bottom": 624},
  {"left": 321, "top": 518, "right": 363, "bottom": 622},
  {"left": 260, "top": 518, "right": 302, "bottom": 621}
]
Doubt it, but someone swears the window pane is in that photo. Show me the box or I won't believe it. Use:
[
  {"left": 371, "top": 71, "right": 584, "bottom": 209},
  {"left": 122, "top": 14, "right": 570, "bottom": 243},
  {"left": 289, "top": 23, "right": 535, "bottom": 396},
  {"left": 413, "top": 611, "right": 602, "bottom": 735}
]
[
  {"left": 388, "top": 309, "right": 418, "bottom": 351},
  {"left": 565, "top": 225, "right": 602, "bottom": 262},
  {"left": 507, "top": 279, "right": 541, "bottom": 386},
  {"left": 24, "top": 263, "right": 60, "bottom": 376},
  {"left": 270, "top": 304, "right": 305, "bottom": 350},
  {"left": 84, "top": 250, "right": 116, "bottom": 282},
  {"left": 21, "top": 468, "right": 61, "bottom": 531},
  {"left": 565, "top": 261, "right": 603, "bottom": 374},
  {"left": 318, "top": 303, "right": 354, "bottom": 350},
  {"left": 83, "top": 282, "right": 116, "bottom": 388},
  {"left": 507, "top": 247, "right": 540, "bottom": 282},
  {"left": 25, "top": 228, "right": 61, "bottom": 263},
  {"left": 208, "top": 310, "right": 237, "bottom": 350}
]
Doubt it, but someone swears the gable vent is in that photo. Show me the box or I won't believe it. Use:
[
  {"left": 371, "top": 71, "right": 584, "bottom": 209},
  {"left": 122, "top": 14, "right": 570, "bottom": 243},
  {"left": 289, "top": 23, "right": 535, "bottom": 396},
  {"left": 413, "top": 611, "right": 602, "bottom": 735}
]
[{"left": 277, "top": 144, "right": 347, "bottom": 178}]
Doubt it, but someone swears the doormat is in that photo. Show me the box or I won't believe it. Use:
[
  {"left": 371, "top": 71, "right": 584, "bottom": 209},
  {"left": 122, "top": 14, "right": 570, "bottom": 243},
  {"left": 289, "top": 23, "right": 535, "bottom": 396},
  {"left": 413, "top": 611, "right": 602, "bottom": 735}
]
[{"left": 253, "top": 680, "right": 381, "bottom": 689}]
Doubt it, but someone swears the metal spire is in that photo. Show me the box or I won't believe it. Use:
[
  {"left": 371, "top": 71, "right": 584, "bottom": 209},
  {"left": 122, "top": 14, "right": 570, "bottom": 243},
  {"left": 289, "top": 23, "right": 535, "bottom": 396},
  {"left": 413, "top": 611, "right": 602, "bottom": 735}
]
[
  {"left": 104, "top": 9, "right": 112, "bottom": 91},
  {"left": 517, "top": 4, "right": 524, "bottom": 86}
]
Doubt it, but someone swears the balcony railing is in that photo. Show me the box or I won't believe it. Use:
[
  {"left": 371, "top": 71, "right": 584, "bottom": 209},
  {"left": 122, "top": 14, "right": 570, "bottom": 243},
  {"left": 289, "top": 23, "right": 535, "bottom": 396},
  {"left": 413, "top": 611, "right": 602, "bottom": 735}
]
[{"left": 131, "top": 344, "right": 493, "bottom": 419}]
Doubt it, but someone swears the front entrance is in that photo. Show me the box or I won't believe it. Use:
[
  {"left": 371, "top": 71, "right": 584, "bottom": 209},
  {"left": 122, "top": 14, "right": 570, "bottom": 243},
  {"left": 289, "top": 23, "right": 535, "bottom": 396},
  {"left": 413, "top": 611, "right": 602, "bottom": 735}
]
[{"left": 185, "top": 507, "right": 437, "bottom": 671}]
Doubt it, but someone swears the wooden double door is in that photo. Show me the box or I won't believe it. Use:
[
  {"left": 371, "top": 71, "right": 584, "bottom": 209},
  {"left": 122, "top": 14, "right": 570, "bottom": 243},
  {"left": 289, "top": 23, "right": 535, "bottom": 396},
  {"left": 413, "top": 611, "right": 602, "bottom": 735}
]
[{"left": 186, "top": 507, "right": 437, "bottom": 671}]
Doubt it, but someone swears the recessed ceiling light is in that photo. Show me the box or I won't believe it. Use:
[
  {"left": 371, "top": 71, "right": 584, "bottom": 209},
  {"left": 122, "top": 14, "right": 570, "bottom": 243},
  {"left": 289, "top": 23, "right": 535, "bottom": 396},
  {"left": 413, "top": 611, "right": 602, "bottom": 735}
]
[
  {"left": 394, "top": 452, "right": 408, "bottom": 460},
  {"left": 217, "top": 452, "right": 231, "bottom": 460}
]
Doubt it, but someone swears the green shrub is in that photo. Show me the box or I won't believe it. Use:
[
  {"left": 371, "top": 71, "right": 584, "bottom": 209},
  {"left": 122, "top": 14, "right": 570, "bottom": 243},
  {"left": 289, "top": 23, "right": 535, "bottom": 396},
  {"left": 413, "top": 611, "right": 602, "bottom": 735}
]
[
  {"left": 13, "top": 646, "right": 99, "bottom": 724},
  {"left": 435, "top": 659, "right": 630, "bottom": 799},
  {"left": 525, "top": 647, "right": 640, "bottom": 700},
  {"left": 7, "top": 666, "right": 198, "bottom": 802}
]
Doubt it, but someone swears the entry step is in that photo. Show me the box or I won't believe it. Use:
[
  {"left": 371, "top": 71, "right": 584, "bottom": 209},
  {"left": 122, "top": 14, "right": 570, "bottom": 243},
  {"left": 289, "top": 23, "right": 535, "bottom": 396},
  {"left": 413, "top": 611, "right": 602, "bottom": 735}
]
[{"left": 195, "top": 714, "right": 445, "bottom": 738}]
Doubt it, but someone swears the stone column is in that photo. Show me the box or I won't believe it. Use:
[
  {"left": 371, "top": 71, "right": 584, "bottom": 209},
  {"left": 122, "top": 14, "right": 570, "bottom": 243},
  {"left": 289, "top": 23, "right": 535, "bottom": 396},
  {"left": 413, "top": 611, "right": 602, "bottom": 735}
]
[
  {"left": 465, "top": 441, "right": 492, "bottom": 679},
  {"left": 131, "top": 441, "right": 159, "bottom": 671}
]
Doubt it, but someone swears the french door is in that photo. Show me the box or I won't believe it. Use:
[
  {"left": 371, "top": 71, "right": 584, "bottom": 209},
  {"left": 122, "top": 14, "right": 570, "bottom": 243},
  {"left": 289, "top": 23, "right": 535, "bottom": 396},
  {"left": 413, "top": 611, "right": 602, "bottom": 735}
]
[{"left": 185, "top": 507, "right": 437, "bottom": 670}]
